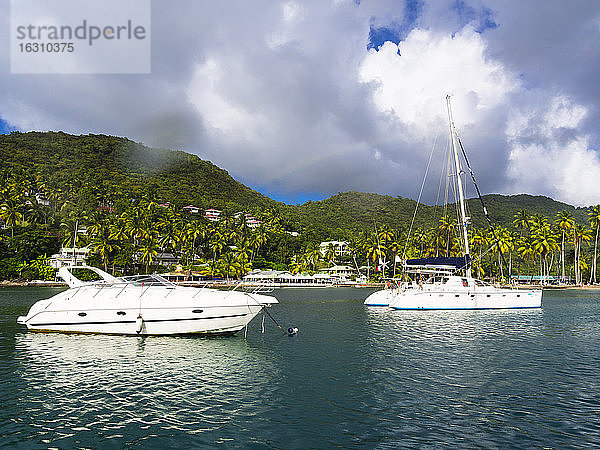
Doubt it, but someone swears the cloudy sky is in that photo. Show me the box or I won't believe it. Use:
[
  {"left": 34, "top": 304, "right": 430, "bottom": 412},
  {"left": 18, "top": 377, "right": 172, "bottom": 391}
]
[{"left": 2, "top": 0, "right": 600, "bottom": 206}]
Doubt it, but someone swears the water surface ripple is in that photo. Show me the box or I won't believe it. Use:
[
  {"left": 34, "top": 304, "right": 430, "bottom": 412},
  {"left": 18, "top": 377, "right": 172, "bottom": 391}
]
[{"left": 1, "top": 287, "right": 599, "bottom": 448}]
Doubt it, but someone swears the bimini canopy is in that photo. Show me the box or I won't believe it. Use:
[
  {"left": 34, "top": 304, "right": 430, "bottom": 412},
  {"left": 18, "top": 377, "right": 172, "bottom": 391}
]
[{"left": 404, "top": 256, "right": 470, "bottom": 270}]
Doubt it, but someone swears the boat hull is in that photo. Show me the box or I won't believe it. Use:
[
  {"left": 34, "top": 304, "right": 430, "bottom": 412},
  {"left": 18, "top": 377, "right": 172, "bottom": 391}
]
[
  {"left": 17, "top": 285, "right": 277, "bottom": 336},
  {"left": 364, "top": 289, "right": 396, "bottom": 307},
  {"left": 388, "top": 289, "right": 542, "bottom": 310}
]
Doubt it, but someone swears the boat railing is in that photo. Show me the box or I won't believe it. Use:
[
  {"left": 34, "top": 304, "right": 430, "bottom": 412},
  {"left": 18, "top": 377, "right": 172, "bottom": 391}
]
[
  {"left": 250, "top": 281, "right": 275, "bottom": 294},
  {"left": 402, "top": 264, "right": 457, "bottom": 276},
  {"left": 229, "top": 280, "right": 275, "bottom": 294},
  {"left": 79, "top": 274, "right": 178, "bottom": 292}
]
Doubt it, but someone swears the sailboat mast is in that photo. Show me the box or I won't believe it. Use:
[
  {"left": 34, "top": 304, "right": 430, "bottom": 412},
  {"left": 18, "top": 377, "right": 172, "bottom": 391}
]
[{"left": 446, "top": 95, "right": 471, "bottom": 277}]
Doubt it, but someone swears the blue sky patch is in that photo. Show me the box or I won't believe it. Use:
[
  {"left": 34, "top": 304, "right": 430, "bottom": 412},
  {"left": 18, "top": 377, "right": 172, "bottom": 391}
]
[
  {"left": 0, "top": 118, "right": 18, "bottom": 134},
  {"left": 367, "top": 0, "right": 423, "bottom": 51},
  {"left": 452, "top": 0, "right": 498, "bottom": 33}
]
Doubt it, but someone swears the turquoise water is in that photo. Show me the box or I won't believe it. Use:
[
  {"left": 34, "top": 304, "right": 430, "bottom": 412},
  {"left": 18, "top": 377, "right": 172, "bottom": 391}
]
[{"left": 1, "top": 287, "right": 600, "bottom": 448}]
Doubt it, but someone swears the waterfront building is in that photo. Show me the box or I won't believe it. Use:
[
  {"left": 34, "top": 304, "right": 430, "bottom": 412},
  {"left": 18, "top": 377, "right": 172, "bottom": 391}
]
[{"left": 49, "top": 246, "right": 91, "bottom": 268}]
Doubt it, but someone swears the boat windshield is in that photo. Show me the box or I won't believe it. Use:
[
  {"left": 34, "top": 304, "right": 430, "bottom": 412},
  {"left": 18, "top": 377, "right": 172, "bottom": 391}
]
[{"left": 117, "top": 274, "right": 176, "bottom": 287}]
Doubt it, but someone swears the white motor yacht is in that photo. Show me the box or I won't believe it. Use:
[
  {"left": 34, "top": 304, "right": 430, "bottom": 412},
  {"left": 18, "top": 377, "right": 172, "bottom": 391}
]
[{"left": 17, "top": 266, "right": 278, "bottom": 335}]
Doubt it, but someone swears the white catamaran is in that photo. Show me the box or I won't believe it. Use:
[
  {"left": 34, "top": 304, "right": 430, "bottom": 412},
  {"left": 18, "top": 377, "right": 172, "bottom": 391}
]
[{"left": 364, "top": 96, "right": 542, "bottom": 310}]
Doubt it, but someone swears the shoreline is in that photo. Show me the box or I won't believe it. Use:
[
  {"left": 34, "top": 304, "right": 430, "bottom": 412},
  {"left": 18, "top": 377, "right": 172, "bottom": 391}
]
[
  {"left": 0, "top": 280, "right": 68, "bottom": 287},
  {"left": 2, "top": 280, "right": 600, "bottom": 290},
  {"left": 0, "top": 280, "right": 383, "bottom": 289}
]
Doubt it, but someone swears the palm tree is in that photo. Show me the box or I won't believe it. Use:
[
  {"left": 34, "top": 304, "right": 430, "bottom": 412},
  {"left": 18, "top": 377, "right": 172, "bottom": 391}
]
[
  {"left": 573, "top": 224, "right": 592, "bottom": 285},
  {"left": 554, "top": 211, "right": 574, "bottom": 283},
  {"left": 220, "top": 251, "right": 237, "bottom": 281},
  {"left": 289, "top": 257, "right": 304, "bottom": 275},
  {"left": 109, "top": 217, "right": 129, "bottom": 243},
  {"left": 411, "top": 227, "right": 429, "bottom": 257},
  {"left": 513, "top": 210, "right": 530, "bottom": 237},
  {"left": 91, "top": 223, "right": 114, "bottom": 271},
  {"left": 304, "top": 244, "right": 321, "bottom": 271},
  {"left": 158, "top": 222, "right": 180, "bottom": 255},
  {"left": 60, "top": 213, "right": 87, "bottom": 249},
  {"left": 435, "top": 215, "right": 456, "bottom": 257},
  {"left": 470, "top": 228, "right": 488, "bottom": 278},
  {"left": 517, "top": 235, "right": 536, "bottom": 282},
  {"left": 209, "top": 230, "right": 227, "bottom": 263},
  {"left": 531, "top": 224, "right": 558, "bottom": 284},
  {"left": 186, "top": 220, "right": 205, "bottom": 262},
  {"left": 123, "top": 208, "right": 146, "bottom": 246},
  {"left": 364, "top": 233, "right": 387, "bottom": 277},
  {"left": 489, "top": 225, "right": 512, "bottom": 280},
  {"left": 324, "top": 243, "right": 336, "bottom": 265},
  {"left": 588, "top": 205, "right": 600, "bottom": 284},
  {"left": 139, "top": 235, "right": 158, "bottom": 273},
  {"left": 233, "top": 253, "right": 252, "bottom": 279},
  {"left": 377, "top": 224, "right": 394, "bottom": 247},
  {"left": 0, "top": 199, "right": 24, "bottom": 237},
  {"left": 387, "top": 235, "right": 402, "bottom": 277}
]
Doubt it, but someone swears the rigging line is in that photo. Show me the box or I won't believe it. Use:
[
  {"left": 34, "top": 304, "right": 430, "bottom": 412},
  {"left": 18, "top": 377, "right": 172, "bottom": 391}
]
[
  {"left": 443, "top": 135, "right": 452, "bottom": 219},
  {"left": 402, "top": 133, "right": 439, "bottom": 260},
  {"left": 449, "top": 165, "right": 461, "bottom": 256},
  {"left": 433, "top": 134, "right": 449, "bottom": 222},
  {"left": 451, "top": 152, "right": 463, "bottom": 256},
  {"left": 246, "top": 293, "right": 289, "bottom": 335},
  {"left": 429, "top": 136, "right": 451, "bottom": 256},
  {"left": 262, "top": 304, "right": 288, "bottom": 335},
  {"left": 455, "top": 134, "right": 510, "bottom": 277},
  {"left": 446, "top": 156, "right": 462, "bottom": 257}
]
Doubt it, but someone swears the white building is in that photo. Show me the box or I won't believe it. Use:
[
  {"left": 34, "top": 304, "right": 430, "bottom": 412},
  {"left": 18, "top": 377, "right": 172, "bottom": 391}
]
[
  {"left": 321, "top": 265, "right": 356, "bottom": 278},
  {"left": 183, "top": 205, "right": 200, "bottom": 214},
  {"left": 246, "top": 217, "right": 263, "bottom": 228},
  {"left": 319, "top": 241, "right": 349, "bottom": 258},
  {"left": 243, "top": 269, "right": 355, "bottom": 286},
  {"left": 204, "top": 209, "right": 221, "bottom": 221},
  {"left": 35, "top": 193, "right": 50, "bottom": 206},
  {"left": 49, "top": 246, "right": 91, "bottom": 268}
]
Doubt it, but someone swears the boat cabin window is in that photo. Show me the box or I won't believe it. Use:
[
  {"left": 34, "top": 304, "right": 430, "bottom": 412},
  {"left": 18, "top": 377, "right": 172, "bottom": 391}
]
[{"left": 118, "top": 274, "right": 175, "bottom": 287}]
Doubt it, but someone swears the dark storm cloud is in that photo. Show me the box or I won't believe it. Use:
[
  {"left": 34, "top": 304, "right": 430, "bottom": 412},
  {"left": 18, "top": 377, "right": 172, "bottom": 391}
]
[{"left": 1, "top": 0, "right": 600, "bottom": 205}]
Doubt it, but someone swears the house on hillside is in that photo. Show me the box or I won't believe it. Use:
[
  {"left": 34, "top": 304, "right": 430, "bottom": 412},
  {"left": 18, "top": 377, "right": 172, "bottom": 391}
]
[
  {"left": 319, "top": 241, "right": 349, "bottom": 258},
  {"left": 49, "top": 246, "right": 91, "bottom": 268},
  {"left": 204, "top": 208, "right": 221, "bottom": 221},
  {"left": 183, "top": 205, "right": 200, "bottom": 214}
]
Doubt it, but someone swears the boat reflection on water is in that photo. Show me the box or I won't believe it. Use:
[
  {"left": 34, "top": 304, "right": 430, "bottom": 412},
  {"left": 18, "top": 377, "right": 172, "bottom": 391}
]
[
  {"left": 13, "top": 331, "right": 281, "bottom": 443},
  {"left": 364, "top": 303, "right": 543, "bottom": 349}
]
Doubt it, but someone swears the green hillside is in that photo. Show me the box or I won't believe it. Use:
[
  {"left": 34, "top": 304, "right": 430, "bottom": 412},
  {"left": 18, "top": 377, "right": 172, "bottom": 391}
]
[
  {"left": 0, "top": 131, "right": 591, "bottom": 231},
  {"left": 285, "top": 191, "right": 590, "bottom": 233},
  {"left": 465, "top": 194, "right": 589, "bottom": 228},
  {"left": 0, "top": 131, "right": 275, "bottom": 212},
  {"left": 1, "top": 131, "right": 598, "bottom": 282}
]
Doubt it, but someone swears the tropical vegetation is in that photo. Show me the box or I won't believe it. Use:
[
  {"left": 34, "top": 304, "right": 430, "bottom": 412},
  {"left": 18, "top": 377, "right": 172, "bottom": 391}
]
[{"left": 1, "top": 131, "right": 598, "bottom": 285}]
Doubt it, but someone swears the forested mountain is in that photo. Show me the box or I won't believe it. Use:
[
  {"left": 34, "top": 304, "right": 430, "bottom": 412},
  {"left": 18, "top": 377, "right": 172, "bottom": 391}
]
[
  {"left": 1, "top": 131, "right": 599, "bottom": 283},
  {"left": 0, "top": 131, "right": 275, "bottom": 212},
  {"left": 286, "top": 192, "right": 590, "bottom": 233},
  {"left": 0, "top": 131, "right": 590, "bottom": 232}
]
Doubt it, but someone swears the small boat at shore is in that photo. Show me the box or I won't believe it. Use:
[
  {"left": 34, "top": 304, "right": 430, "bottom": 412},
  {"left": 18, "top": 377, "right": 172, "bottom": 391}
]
[{"left": 17, "top": 266, "right": 278, "bottom": 335}]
